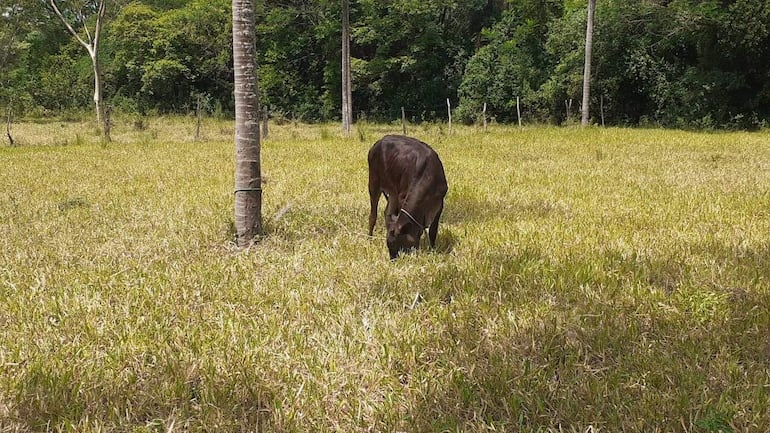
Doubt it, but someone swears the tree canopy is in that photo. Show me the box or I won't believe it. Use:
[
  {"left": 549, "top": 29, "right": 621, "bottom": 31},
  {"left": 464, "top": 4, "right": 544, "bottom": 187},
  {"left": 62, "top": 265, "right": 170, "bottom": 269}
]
[{"left": 2, "top": 0, "right": 770, "bottom": 128}]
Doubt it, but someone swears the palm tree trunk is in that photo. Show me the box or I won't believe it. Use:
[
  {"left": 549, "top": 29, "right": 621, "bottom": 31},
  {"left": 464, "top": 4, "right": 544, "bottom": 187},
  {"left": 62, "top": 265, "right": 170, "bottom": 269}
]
[
  {"left": 581, "top": 0, "right": 596, "bottom": 126},
  {"left": 232, "top": 0, "right": 263, "bottom": 246}
]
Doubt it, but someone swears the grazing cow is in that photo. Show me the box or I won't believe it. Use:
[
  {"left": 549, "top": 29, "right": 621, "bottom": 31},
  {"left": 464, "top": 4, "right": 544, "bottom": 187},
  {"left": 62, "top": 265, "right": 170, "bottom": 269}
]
[{"left": 367, "top": 135, "right": 448, "bottom": 259}]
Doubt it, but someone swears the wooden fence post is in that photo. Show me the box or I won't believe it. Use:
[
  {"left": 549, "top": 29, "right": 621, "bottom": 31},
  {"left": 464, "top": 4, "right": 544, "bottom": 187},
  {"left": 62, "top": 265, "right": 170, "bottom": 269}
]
[
  {"left": 482, "top": 102, "right": 487, "bottom": 132},
  {"left": 103, "top": 105, "right": 112, "bottom": 143},
  {"left": 401, "top": 106, "right": 406, "bottom": 135},
  {"left": 446, "top": 98, "right": 452, "bottom": 135},
  {"left": 600, "top": 95, "right": 605, "bottom": 127},
  {"left": 6, "top": 106, "right": 13, "bottom": 146},
  {"left": 262, "top": 106, "right": 269, "bottom": 140},
  {"left": 517, "top": 96, "right": 522, "bottom": 128},
  {"left": 195, "top": 95, "right": 202, "bottom": 141}
]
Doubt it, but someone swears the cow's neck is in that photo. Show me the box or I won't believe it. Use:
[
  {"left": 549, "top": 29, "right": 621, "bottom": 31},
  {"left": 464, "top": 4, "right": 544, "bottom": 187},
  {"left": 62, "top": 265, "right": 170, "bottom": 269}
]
[{"left": 400, "top": 207, "right": 425, "bottom": 232}]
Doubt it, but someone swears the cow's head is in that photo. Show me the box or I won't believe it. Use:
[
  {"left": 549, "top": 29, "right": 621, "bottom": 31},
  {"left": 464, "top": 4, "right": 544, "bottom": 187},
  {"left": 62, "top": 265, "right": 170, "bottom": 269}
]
[{"left": 386, "top": 211, "right": 423, "bottom": 260}]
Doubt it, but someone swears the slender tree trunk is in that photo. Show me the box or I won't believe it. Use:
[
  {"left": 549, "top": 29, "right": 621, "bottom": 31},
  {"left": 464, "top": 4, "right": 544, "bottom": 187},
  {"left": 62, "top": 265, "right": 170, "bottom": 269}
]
[
  {"left": 233, "top": 0, "right": 263, "bottom": 246},
  {"left": 49, "top": 0, "right": 106, "bottom": 127},
  {"left": 581, "top": 0, "right": 596, "bottom": 126},
  {"left": 92, "top": 51, "right": 104, "bottom": 125},
  {"left": 341, "top": 0, "right": 352, "bottom": 135}
]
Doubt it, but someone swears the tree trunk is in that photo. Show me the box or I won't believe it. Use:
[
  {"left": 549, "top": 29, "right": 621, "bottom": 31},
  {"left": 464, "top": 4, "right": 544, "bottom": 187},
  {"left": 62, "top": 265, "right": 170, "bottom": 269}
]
[
  {"left": 233, "top": 0, "right": 263, "bottom": 246},
  {"left": 49, "top": 0, "right": 105, "bottom": 127},
  {"left": 341, "top": 0, "right": 352, "bottom": 135},
  {"left": 581, "top": 0, "right": 596, "bottom": 126},
  {"left": 48, "top": 0, "right": 107, "bottom": 126},
  {"left": 91, "top": 51, "right": 104, "bottom": 125}
]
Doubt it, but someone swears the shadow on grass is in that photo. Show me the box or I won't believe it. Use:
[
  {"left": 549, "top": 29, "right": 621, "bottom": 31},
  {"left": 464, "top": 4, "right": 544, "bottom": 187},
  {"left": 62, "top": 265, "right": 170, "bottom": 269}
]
[
  {"left": 11, "top": 354, "right": 275, "bottom": 431},
  {"left": 57, "top": 196, "right": 90, "bottom": 211},
  {"left": 433, "top": 227, "right": 460, "bottom": 255},
  {"left": 443, "top": 190, "right": 570, "bottom": 226},
  {"left": 442, "top": 192, "right": 509, "bottom": 225}
]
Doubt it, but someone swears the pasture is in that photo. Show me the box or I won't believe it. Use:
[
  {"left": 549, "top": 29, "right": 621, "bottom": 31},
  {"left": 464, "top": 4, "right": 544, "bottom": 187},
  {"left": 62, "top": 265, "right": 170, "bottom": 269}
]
[{"left": 1, "top": 118, "right": 770, "bottom": 432}]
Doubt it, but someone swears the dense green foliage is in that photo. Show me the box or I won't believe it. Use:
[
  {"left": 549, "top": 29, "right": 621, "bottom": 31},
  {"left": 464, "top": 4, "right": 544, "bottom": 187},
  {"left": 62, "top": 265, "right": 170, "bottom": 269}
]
[{"left": 2, "top": 0, "right": 770, "bottom": 127}]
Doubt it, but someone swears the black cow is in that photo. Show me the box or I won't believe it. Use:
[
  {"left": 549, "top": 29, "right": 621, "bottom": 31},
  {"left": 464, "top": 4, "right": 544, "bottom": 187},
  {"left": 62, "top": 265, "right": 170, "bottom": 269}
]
[{"left": 367, "top": 135, "right": 448, "bottom": 259}]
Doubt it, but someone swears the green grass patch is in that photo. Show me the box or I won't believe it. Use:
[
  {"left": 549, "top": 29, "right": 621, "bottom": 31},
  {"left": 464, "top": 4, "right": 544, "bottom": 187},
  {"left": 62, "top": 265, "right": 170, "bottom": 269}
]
[{"left": 2, "top": 119, "right": 770, "bottom": 431}]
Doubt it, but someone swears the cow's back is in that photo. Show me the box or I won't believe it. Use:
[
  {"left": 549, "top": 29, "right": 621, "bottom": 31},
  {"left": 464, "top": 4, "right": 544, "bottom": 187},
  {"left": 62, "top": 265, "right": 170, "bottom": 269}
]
[{"left": 368, "top": 135, "right": 446, "bottom": 197}]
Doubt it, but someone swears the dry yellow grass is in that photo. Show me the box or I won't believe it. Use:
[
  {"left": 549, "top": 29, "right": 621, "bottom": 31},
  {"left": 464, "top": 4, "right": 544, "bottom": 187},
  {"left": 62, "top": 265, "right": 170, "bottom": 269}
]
[{"left": 1, "top": 117, "right": 770, "bottom": 432}]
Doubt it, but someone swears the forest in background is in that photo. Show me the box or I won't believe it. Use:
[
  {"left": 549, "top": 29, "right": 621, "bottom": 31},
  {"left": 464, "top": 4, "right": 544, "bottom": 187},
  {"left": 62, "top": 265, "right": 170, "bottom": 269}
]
[{"left": 2, "top": 0, "right": 770, "bottom": 129}]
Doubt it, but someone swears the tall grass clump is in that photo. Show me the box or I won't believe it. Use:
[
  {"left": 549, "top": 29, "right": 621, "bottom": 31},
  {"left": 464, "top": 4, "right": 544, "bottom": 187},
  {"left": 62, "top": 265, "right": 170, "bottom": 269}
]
[{"left": 1, "top": 120, "right": 770, "bottom": 432}]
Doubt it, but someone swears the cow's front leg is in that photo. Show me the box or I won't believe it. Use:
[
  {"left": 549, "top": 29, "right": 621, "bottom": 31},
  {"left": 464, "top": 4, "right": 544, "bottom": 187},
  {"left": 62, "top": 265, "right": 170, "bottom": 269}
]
[{"left": 428, "top": 202, "right": 443, "bottom": 249}]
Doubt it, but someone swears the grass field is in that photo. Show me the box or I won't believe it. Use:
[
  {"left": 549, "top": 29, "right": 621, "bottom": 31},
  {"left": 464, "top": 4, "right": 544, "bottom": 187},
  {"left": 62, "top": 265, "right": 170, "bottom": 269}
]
[{"left": 2, "top": 117, "right": 770, "bottom": 432}]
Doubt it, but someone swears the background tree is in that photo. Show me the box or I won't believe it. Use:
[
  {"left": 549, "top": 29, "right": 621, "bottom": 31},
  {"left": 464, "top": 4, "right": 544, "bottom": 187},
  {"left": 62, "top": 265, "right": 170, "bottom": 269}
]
[
  {"left": 1, "top": 1, "right": 47, "bottom": 114},
  {"left": 232, "top": 0, "right": 263, "bottom": 246},
  {"left": 5, "top": 0, "right": 770, "bottom": 129},
  {"left": 580, "top": 0, "right": 595, "bottom": 126},
  {"left": 457, "top": 0, "right": 563, "bottom": 123},
  {"left": 48, "top": 0, "right": 107, "bottom": 125},
  {"left": 341, "top": 0, "right": 352, "bottom": 134},
  {"left": 110, "top": 0, "right": 232, "bottom": 113},
  {"left": 352, "top": 0, "right": 499, "bottom": 120},
  {"left": 254, "top": 0, "right": 334, "bottom": 121}
]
